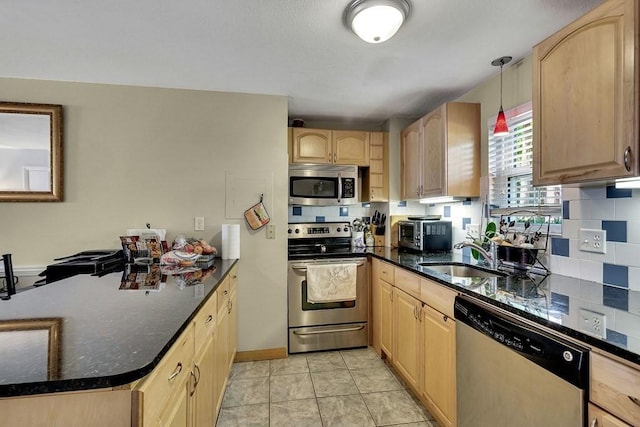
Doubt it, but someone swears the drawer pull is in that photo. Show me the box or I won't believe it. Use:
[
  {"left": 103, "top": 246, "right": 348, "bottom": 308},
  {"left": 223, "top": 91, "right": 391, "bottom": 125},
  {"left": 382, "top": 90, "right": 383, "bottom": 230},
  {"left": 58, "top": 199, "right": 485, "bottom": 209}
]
[
  {"left": 168, "top": 362, "right": 183, "bottom": 381},
  {"left": 628, "top": 395, "right": 640, "bottom": 407},
  {"left": 205, "top": 314, "right": 213, "bottom": 324},
  {"left": 589, "top": 419, "right": 597, "bottom": 427},
  {"left": 190, "top": 370, "right": 197, "bottom": 396},
  {"left": 293, "top": 325, "right": 364, "bottom": 335}
]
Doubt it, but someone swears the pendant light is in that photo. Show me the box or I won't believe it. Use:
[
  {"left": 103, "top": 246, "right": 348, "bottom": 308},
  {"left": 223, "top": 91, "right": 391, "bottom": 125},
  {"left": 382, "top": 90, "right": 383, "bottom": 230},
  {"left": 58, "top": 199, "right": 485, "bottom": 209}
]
[
  {"left": 344, "top": 0, "right": 411, "bottom": 44},
  {"left": 491, "top": 56, "right": 512, "bottom": 137}
]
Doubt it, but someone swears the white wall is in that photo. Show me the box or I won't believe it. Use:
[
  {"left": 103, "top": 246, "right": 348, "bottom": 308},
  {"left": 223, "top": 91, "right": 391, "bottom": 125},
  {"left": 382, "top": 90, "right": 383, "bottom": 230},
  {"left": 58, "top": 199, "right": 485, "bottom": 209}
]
[{"left": 0, "top": 78, "right": 289, "bottom": 352}]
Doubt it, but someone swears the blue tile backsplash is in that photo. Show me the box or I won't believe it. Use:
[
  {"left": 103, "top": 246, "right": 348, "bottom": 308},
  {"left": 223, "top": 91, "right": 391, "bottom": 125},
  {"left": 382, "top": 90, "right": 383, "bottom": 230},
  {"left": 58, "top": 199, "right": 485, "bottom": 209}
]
[
  {"left": 551, "top": 237, "right": 570, "bottom": 257},
  {"left": 603, "top": 285, "right": 629, "bottom": 311},
  {"left": 603, "top": 263, "right": 628, "bottom": 288},
  {"left": 602, "top": 220, "right": 627, "bottom": 242},
  {"left": 606, "top": 185, "right": 632, "bottom": 199}
]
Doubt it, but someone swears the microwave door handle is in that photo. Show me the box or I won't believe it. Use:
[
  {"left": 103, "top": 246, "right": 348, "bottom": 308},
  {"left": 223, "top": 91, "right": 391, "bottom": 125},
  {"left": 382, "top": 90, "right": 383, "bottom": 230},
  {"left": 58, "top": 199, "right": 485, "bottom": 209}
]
[{"left": 337, "top": 173, "right": 342, "bottom": 203}]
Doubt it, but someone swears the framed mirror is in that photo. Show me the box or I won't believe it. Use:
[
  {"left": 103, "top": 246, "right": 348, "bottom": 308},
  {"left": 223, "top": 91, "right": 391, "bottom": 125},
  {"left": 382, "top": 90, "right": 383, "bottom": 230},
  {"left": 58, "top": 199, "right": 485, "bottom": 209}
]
[{"left": 0, "top": 102, "right": 63, "bottom": 202}]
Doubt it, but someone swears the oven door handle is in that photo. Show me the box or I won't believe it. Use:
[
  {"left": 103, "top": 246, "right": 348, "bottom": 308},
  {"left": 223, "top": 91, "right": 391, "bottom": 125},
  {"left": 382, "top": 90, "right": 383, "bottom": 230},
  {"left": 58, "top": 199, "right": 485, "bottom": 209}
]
[
  {"left": 293, "top": 325, "right": 365, "bottom": 335},
  {"left": 290, "top": 259, "right": 366, "bottom": 271}
]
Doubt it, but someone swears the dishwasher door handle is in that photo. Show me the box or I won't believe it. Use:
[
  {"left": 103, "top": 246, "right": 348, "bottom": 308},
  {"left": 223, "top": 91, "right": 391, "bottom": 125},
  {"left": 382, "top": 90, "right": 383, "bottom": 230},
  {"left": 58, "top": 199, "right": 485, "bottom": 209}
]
[
  {"left": 293, "top": 325, "right": 365, "bottom": 335},
  {"left": 291, "top": 260, "right": 366, "bottom": 271}
]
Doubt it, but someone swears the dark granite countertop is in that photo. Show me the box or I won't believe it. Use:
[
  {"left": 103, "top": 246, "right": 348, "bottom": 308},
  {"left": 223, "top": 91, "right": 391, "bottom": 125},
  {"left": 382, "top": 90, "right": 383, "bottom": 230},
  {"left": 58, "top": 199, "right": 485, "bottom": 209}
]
[
  {"left": 368, "top": 247, "right": 640, "bottom": 366},
  {"left": 0, "top": 258, "right": 238, "bottom": 397}
]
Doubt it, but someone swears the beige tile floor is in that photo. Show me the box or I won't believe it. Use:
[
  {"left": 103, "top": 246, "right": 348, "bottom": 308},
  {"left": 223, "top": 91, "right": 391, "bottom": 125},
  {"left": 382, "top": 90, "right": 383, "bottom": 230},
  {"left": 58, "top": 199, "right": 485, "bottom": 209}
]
[{"left": 216, "top": 347, "right": 439, "bottom": 427}]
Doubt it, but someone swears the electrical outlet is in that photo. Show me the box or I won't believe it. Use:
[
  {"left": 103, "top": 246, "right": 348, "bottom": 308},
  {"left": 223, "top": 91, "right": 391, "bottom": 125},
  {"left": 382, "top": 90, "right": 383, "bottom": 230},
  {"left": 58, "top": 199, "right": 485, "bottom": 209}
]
[
  {"left": 266, "top": 224, "right": 276, "bottom": 239},
  {"left": 194, "top": 216, "right": 205, "bottom": 231},
  {"left": 579, "top": 228, "right": 606, "bottom": 254},
  {"left": 579, "top": 308, "right": 606, "bottom": 339},
  {"left": 467, "top": 224, "right": 480, "bottom": 239}
]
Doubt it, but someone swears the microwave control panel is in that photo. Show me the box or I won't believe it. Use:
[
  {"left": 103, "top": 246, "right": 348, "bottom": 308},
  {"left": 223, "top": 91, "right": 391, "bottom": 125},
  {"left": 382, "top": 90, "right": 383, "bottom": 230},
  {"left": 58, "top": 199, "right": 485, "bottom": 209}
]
[{"left": 342, "top": 178, "right": 355, "bottom": 198}]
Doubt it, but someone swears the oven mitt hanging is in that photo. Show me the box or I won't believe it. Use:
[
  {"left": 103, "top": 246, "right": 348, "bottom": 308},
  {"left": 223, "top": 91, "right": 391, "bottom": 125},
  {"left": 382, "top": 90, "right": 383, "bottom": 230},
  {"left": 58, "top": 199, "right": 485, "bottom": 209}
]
[{"left": 244, "top": 194, "right": 271, "bottom": 230}]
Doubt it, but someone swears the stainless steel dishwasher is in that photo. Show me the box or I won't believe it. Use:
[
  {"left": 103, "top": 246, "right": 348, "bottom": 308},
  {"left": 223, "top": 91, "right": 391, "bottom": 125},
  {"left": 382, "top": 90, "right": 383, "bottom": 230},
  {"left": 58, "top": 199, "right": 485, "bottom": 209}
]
[{"left": 454, "top": 296, "right": 589, "bottom": 427}]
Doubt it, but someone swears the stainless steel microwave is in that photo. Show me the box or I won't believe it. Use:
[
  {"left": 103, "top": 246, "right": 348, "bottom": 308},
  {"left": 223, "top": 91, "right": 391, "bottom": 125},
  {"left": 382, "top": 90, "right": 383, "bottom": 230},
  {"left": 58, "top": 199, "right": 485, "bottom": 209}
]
[
  {"left": 289, "top": 164, "right": 358, "bottom": 206},
  {"left": 398, "top": 219, "right": 452, "bottom": 252}
]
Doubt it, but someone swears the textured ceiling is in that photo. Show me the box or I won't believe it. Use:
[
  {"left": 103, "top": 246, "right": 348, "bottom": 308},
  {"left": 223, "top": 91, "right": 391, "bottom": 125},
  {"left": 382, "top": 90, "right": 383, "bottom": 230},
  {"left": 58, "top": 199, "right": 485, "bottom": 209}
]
[{"left": 0, "top": 0, "right": 603, "bottom": 123}]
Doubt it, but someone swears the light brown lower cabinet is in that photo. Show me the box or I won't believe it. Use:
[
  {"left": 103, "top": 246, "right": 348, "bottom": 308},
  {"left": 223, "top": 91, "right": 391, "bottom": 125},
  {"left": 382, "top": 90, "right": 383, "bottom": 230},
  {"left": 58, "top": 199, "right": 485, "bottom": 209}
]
[
  {"left": 379, "top": 279, "right": 394, "bottom": 359},
  {"left": 392, "top": 287, "right": 422, "bottom": 392},
  {"left": 421, "top": 305, "right": 456, "bottom": 427},
  {"left": 590, "top": 351, "right": 640, "bottom": 426},
  {"left": 193, "top": 336, "right": 216, "bottom": 427}
]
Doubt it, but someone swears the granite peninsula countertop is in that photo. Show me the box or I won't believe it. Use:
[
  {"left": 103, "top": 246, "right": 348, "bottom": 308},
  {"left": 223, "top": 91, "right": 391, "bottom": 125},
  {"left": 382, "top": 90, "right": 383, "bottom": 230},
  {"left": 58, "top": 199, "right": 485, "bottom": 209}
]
[
  {"left": 0, "top": 258, "right": 238, "bottom": 398},
  {"left": 368, "top": 247, "right": 640, "bottom": 366}
]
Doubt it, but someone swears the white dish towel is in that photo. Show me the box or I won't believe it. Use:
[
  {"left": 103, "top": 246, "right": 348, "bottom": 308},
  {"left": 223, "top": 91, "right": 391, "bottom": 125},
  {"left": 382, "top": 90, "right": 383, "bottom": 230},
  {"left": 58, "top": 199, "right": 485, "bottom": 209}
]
[{"left": 306, "top": 263, "right": 357, "bottom": 303}]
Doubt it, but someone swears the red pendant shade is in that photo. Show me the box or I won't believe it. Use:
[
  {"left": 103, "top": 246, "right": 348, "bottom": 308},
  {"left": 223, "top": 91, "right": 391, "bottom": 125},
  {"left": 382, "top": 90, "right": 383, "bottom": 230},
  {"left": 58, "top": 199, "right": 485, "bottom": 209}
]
[
  {"left": 491, "top": 56, "right": 512, "bottom": 137},
  {"left": 493, "top": 106, "right": 509, "bottom": 136}
]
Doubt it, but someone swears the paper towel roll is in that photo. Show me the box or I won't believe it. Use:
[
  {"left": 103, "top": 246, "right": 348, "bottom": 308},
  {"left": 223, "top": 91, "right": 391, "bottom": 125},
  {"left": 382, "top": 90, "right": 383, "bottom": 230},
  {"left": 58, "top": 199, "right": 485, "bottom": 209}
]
[{"left": 222, "top": 224, "right": 240, "bottom": 259}]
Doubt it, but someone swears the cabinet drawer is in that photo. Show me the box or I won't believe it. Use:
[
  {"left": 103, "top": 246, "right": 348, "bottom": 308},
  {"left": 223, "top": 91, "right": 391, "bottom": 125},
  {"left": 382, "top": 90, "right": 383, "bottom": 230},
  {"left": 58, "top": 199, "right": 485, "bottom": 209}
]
[
  {"left": 373, "top": 259, "right": 395, "bottom": 285},
  {"left": 589, "top": 403, "right": 632, "bottom": 427},
  {"left": 134, "top": 324, "right": 195, "bottom": 425},
  {"left": 229, "top": 266, "right": 238, "bottom": 292},
  {"left": 194, "top": 292, "right": 217, "bottom": 352},
  {"left": 217, "top": 276, "right": 230, "bottom": 313},
  {"left": 420, "top": 278, "right": 457, "bottom": 319},
  {"left": 395, "top": 268, "right": 420, "bottom": 299},
  {"left": 591, "top": 352, "right": 640, "bottom": 426}
]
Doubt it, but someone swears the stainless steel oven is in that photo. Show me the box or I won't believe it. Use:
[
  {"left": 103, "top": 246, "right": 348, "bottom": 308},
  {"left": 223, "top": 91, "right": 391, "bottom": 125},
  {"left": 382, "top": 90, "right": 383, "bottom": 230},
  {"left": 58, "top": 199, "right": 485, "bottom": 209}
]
[
  {"left": 287, "top": 258, "right": 368, "bottom": 353},
  {"left": 287, "top": 222, "right": 368, "bottom": 353}
]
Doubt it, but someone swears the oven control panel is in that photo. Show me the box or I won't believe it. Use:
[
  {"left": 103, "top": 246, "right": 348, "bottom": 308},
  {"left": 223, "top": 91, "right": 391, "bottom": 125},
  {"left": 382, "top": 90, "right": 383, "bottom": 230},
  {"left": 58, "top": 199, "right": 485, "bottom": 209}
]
[{"left": 287, "top": 222, "right": 352, "bottom": 239}]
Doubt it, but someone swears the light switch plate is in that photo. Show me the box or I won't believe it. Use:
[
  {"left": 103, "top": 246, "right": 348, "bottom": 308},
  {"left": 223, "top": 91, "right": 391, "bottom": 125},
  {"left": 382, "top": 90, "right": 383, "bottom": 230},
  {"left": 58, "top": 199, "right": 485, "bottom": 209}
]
[
  {"left": 194, "top": 216, "right": 205, "bottom": 231},
  {"left": 579, "top": 308, "right": 606, "bottom": 339},
  {"left": 579, "top": 228, "right": 606, "bottom": 254},
  {"left": 266, "top": 224, "right": 276, "bottom": 239}
]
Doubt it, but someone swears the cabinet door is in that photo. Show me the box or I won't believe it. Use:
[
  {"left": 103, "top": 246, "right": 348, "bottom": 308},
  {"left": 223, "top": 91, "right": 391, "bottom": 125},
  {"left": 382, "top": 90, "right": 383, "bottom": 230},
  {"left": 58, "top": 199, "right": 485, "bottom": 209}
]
[
  {"left": 392, "top": 288, "right": 422, "bottom": 392},
  {"left": 533, "top": 0, "right": 637, "bottom": 185},
  {"left": 422, "top": 305, "right": 456, "bottom": 427},
  {"left": 333, "top": 130, "right": 370, "bottom": 166},
  {"left": 291, "top": 128, "right": 332, "bottom": 163},
  {"left": 379, "top": 280, "right": 394, "bottom": 359},
  {"left": 365, "top": 132, "right": 388, "bottom": 202},
  {"left": 401, "top": 120, "right": 422, "bottom": 200},
  {"left": 589, "top": 403, "right": 632, "bottom": 427},
  {"left": 421, "top": 107, "right": 445, "bottom": 197},
  {"left": 193, "top": 337, "right": 216, "bottom": 427},
  {"left": 214, "top": 300, "right": 229, "bottom": 415},
  {"left": 228, "top": 286, "right": 238, "bottom": 370},
  {"left": 158, "top": 379, "right": 192, "bottom": 427}
]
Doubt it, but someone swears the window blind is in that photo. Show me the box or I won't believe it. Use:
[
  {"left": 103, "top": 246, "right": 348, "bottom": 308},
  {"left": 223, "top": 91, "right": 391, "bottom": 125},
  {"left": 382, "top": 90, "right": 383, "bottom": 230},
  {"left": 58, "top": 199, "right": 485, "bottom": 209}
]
[{"left": 488, "top": 104, "right": 561, "bottom": 216}]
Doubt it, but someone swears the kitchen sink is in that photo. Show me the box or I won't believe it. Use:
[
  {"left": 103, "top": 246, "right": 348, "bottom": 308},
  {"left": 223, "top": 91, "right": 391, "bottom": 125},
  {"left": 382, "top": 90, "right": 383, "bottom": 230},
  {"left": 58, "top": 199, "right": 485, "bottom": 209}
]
[{"left": 419, "top": 263, "right": 506, "bottom": 279}]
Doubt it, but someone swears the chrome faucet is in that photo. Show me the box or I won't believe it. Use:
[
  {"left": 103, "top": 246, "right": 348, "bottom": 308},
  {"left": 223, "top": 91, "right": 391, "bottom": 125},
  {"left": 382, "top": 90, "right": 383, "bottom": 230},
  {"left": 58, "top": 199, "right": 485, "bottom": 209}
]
[{"left": 454, "top": 240, "right": 499, "bottom": 269}]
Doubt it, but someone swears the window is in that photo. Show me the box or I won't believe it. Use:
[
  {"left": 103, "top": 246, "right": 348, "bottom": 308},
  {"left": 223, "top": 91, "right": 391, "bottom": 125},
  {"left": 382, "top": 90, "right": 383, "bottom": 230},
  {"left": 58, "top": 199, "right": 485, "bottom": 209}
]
[{"left": 488, "top": 101, "right": 561, "bottom": 217}]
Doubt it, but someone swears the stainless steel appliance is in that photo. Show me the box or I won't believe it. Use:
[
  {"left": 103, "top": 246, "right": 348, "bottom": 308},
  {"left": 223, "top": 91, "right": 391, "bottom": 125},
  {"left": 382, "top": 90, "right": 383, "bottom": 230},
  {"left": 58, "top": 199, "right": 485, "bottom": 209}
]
[
  {"left": 287, "top": 222, "right": 368, "bottom": 353},
  {"left": 289, "top": 164, "right": 358, "bottom": 206},
  {"left": 454, "top": 296, "right": 588, "bottom": 426},
  {"left": 398, "top": 218, "right": 452, "bottom": 252}
]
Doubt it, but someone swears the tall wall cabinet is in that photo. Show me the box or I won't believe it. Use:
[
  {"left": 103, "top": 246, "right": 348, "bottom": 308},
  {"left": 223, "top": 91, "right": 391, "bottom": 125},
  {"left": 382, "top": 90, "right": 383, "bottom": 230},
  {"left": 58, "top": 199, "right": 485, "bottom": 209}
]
[
  {"left": 400, "top": 102, "right": 480, "bottom": 200},
  {"left": 533, "top": 0, "right": 638, "bottom": 185}
]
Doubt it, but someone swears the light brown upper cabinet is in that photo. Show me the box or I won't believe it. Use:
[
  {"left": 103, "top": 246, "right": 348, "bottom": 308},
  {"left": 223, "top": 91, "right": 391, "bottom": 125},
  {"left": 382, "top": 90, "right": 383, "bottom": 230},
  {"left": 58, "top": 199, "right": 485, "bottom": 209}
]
[
  {"left": 401, "top": 102, "right": 480, "bottom": 200},
  {"left": 361, "top": 131, "right": 389, "bottom": 202},
  {"left": 533, "top": 0, "right": 638, "bottom": 185},
  {"left": 290, "top": 128, "right": 370, "bottom": 166}
]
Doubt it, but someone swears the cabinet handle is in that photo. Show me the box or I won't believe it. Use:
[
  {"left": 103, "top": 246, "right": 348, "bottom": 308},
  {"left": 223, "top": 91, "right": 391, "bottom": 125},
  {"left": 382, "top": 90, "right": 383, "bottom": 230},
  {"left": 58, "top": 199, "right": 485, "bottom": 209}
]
[
  {"left": 443, "top": 315, "right": 448, "bottom": 322},
  {"left": 628, "top": 395, "right": 640, "bottom": 406},
  {"left": 624, "top": 146, "right": 633, "bottom": 172},
  {"left": 190, "top": 370, "right": 197, "bottom": 396},
  {"left": 205, "top": 314, "right": 213, "bottom": 324},
  {"left": 390, "top": 292, "right": 393, "bottom": 302},
  {"left": 589, "top": 418, "right": 597, "bottom": 427},
  {"left": 168, "top": 362, "right": 183, "bottom": 381},
  {"left": 224, "top": 290, "right": 228, "bottom": 295},
  {"left": 194, "top": 362, "right": 201, "bottom": 386}
]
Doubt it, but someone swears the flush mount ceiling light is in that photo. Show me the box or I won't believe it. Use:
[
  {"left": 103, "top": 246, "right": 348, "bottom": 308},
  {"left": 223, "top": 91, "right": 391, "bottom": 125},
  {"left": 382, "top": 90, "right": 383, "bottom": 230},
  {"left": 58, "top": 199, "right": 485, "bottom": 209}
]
[
  {"left": 344, "top": 0, "right": 411, "bottom": 44},
  {"left": 491, "top": 56, "right": 512, "bottom": 137}
]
